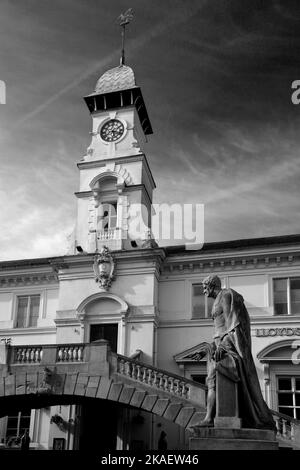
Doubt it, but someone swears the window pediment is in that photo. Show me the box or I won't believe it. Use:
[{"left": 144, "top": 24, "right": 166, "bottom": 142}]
[
  {"left": 76, "top": 293, "right": 128, "bottom": 321},
  {"left": 257, "top": 339, "right": 300, "bottom": 362},
  {"left": 174, "top": 342, "right": 211, "bottom": 363}
]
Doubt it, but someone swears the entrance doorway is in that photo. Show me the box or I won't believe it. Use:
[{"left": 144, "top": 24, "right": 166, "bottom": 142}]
[
  {"left": 78, "top": 399, "right": 118, "bottom": 450},
  {"left": 89, "top": 324, "right": 118, "bottom": 353}
]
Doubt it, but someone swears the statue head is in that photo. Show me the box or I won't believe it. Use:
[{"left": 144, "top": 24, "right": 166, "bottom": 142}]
[{"left": 202, "top": 275, "right": 222, "bottom": 298}]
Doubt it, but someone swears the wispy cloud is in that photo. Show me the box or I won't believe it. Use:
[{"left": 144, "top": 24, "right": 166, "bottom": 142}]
[{"left": 1, "top": 0, "right": 300, "bottom": 259}]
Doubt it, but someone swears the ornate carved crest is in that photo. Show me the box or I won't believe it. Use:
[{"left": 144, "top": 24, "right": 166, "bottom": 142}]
[{"left": 93, "top": 246, "right": 115, "bottom": 290}]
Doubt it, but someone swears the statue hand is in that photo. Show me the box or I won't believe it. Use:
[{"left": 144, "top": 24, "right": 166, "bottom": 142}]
[{"left": 214, "top": 345, "right": 227, "bottom": 362}]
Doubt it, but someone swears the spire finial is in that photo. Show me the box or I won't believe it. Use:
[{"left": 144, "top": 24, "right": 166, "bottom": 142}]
[{"left": 116, "top": 8, "right": 134, "bottom": 66}]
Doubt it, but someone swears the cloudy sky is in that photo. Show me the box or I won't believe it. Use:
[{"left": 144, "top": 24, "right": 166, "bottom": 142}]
[{"left": 1, "top": 0, "right": 300, "bottom": 260}]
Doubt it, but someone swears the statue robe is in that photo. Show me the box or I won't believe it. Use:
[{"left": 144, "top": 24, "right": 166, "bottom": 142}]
[{"left": 215, "top": 289, "right": 275, "bottom": 430}]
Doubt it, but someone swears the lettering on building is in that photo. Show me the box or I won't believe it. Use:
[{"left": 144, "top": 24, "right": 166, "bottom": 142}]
[{"left": 255, "top": 328, "right": 300, "bottom": 337}]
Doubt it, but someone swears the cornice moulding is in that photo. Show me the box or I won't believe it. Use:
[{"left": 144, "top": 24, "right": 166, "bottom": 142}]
[
  {"left": 77, "top": 154, "right": 156, "bottom": 189},
  {"left": 250, "top": 316, "right": 300, "bottom": 326},
  {"left": 163, "top": 253, "right": 300, "bottom": 274},
  {"left": 165, "top": 246, "right": 300, "bottom": 263},
  {"left": 0, "top": 327, "right": 56, "bottom": 336},
  {"left": 0, "top": 273, "right": 58, "bottom": 288},
  {"left": 158, "top": 319, "right": 214, "bottom": 328}
]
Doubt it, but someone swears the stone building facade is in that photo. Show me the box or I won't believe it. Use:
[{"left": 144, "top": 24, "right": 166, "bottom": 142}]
[{"left": 0, "top": 61, "right": 300, "bottom": 450}]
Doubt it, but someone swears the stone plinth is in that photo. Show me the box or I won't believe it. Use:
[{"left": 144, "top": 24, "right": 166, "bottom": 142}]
[{"left": 189, "top": 427, "right": 279, "bottom": 450}]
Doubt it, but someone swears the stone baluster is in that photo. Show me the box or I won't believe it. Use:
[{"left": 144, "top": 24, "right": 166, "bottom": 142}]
[
  {"left": 57, "top": 348, "right": 63, "bottom": 362},
  {"left": 15, "top": 348, "right": 21, "bottom": 363},
  {"left": 141, "top": 367, "right": 147, "bottom": 383},
  {"left": 147, "top": 369, "right": 153, "bottom": 386},
  {"left": 118, "top": 359, "right": 125, "bottom": 374},
  {"left": 63, "top": 347, "right": 68, "bottom": 361},
  {"left": 72, "top": 347, "right": 78, "bottom": 362},
  {"left": 182, "top": 383, "right": 189, "bottom": 398},
  {"left": 40, "top": 348, "right": 43, "bottom": 361},
  {"left": 28, "top": 348, "right": 32, "bottom": 362},
  {"left": 282, "top": 419, "right": 287, "bottom": 437},
  {"left": 34, "top": 348, "right": 39, "bottom": 362},
  {"left": 19, "top": 348, "right": 24, "bottom": 363},
  {"left": 68, "top": 347, "right": 73, "bottom": 361},
  {"left": 25, "top": 349, "right": 30, "bottom": 363},
  {"left": 59, "top": 347, "right": 64, "bottom": 361},
  {"left": 131, "top": 363, "right": 137, "bottom": 379},
  {"left": 181, "top": 381, "right": 188, "bottom": 398},
  {"left": 163, "top": 375, "right": 169, "bottom": 392},
  {"left": 27, "top": 348, "right": 30, "bottom": 362},
  {"left": 291, "top": 422, "right": 295, "bottom": 441},
  {"left": 22, "top": 348, "right": 26, "bottom": 362},
  {"left": 158, "top": 373, "right": 164, "bottom": 390},
  {"left": 136, "top": 365, "right": 141, "bottom": 382},
  {"left": 33, "top": 348, "right": 37, "bottom": 362},
  {"left": 174, "top": 379, "right": 180, "bottom": 395},
  {"left": 169, "top": 377, "right": 174, "bottom": 393},
  {"left": 78, "top": 346, "right": 83, "bottom": 361},
  {"left": 152, "top": 370, "right": 158, "bottom": 387},
  {"left": 274, "top": 416, "right": 280, "bottom": 436},
  {"left": 125, "top": 361, "right": 131, "bottom": 376}
]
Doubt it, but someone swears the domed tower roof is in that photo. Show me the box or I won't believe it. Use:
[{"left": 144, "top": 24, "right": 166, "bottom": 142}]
[
  {"left": 84, "top": 63, "right": 152, "bottom": 135},
  {"left": 94, "top": 65, "right": 136, "bottom": 94}
]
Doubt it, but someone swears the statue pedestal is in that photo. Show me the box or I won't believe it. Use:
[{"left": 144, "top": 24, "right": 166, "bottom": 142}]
[
  {"left": 189, "top": 355, "right": 278, "bottom": 449},
  {"left": 189, "top": 427, "right": 279, "bottom": 450}
]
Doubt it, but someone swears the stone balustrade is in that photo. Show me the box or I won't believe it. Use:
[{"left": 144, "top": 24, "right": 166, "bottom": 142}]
[
  {"left": 13, "top": 346, "right": 43, "bottom": 364},
  {"left": 97, "top": 229, "right": 119, "bottom": 240},
  {"left": 56, "top": 344, "right": 85, "bottom": 362},
  {"left": 116, "top": 354, "right": 206, "bottom": 405},
  {"left": 272, "top": 410, "right": 300, "bottom": 447},
  {"left": 11, "top": 344, "right": 86, "bottom": 365}
]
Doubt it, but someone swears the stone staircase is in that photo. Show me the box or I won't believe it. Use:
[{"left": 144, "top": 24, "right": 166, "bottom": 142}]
[
  {"left": 112, "top": 354, "right": 206, "bottom": 428},
  {"left": 0, "top": 342, "right": 207, "bottom": 429}
]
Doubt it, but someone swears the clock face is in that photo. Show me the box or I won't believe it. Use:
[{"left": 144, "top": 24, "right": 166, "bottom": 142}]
[{"left": 100, "top": 119, "right": 125, "bottom": 142}]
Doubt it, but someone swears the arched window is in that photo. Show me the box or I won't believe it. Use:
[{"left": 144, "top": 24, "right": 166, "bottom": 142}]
[{"left": 258, "top": 339, "right": 300, "bottom": 413}]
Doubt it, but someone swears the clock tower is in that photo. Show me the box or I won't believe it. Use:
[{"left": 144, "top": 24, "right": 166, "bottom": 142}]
[{"left": 73, "top": 63, "right": 157, "bottom": 253}]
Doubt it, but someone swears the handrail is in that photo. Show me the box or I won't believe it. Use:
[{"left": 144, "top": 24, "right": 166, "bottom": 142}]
[
  {"left": 10, "top": 343, "right": 89, "bottom": 350},
  {"left": 271, "top": 409, "right": 300, "bottom": 425}
]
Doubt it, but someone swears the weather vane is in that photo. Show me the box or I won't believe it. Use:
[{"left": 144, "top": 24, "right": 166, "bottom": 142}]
[{"left": 116, "top": 8, "right": 134, "bottom": 66}]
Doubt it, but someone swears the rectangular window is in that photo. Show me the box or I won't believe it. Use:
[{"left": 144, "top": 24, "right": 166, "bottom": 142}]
[
  {"left": 277, "top": 376, "right": 300, "bottom": 419},
  {"left": 5, "top": 410, "right": 31, "bottom": 445},
  {"left": 102, "top": 202, "right": 117, "bottom": 230},
  {"left": 192, "top": 284, "right": 214, "bottom": 319},
  {"left": 291, "top": 278, "right": 300, "bottom": 315},
  {"left": 16, "top": 295, "right": 40, "bottom": 328},
  {"left": 273, "top": 277, "right": 300, "bottom": 315}
]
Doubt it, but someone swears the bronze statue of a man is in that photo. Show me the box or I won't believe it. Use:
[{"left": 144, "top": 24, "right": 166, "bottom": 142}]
[{"left": 199, "top": 274, "right": 275, "bottom": 430}]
